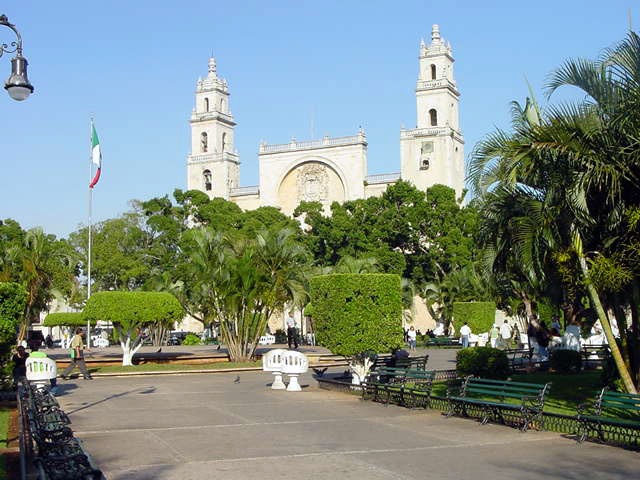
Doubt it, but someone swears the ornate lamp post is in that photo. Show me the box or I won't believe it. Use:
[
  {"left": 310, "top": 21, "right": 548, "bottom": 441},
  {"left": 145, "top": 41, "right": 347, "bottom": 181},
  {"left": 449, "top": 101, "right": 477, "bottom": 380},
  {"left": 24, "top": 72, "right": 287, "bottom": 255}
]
[{"left": 1, "top": 14, "right": 33, "bottom": 101}]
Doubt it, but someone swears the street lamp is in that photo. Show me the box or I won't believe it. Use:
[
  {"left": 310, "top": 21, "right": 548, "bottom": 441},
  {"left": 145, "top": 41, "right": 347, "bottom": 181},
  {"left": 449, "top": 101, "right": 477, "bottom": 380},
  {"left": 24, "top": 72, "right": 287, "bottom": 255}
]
[{"left": 1, "top": 14, "right": 33, "bottom": 101}]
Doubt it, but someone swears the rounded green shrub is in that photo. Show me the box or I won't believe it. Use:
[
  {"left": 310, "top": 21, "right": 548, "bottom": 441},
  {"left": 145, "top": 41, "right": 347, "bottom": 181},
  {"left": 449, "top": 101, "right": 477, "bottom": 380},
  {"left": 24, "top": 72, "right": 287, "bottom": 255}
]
[
  {"left": 44, "top": 312, "right": 95, "bottom": 327},
  {"left": 182, "top": 333, "right": 201, "bottom": 346},
  {"left": 310, "top": 273, "right": 403, "bottom": 356},
  {"left": 456, "top": 346, "right": 509, "bottom": 379},
  {"left": 550, "top": 349, "right": 582, "bottom": 374},
  {"left": 452, "top": 302, "right": 496, "bottom": 334}
]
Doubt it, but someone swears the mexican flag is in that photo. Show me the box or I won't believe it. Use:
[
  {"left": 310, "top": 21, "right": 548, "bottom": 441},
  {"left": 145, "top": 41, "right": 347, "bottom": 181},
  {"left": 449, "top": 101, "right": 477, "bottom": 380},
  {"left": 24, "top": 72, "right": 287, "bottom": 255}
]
[{"left": 89, "top": 123, "right": 102, "bottom": 188}]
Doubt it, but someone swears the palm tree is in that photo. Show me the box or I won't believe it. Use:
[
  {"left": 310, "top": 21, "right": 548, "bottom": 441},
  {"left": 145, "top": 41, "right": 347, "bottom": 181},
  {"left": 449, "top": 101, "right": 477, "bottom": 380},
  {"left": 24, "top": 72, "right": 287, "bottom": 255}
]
[{"left": 468, "top": 33, "right": 640, "bottom": 392}]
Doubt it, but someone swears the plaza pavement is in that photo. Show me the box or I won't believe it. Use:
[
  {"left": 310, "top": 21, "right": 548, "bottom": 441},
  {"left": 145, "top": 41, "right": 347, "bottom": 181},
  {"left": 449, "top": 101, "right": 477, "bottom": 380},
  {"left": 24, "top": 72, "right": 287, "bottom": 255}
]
[{"left": 56, "top": 369, "right": 640, "bottom": 480}]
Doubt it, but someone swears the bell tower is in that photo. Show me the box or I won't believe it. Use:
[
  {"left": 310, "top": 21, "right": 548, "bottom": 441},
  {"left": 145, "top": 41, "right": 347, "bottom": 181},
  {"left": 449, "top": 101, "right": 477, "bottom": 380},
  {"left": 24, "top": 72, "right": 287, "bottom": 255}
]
[
  {"left": 400, "top": 25, "right": 465, "bottom": 198},
  {"left": 187, "top": 57, "right": 240, "bottom": 199}
]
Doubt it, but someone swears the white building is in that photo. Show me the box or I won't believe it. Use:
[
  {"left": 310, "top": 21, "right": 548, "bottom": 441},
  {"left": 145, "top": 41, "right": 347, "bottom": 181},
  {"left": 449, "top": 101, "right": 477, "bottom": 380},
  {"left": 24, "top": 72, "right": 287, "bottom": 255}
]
[{"left": 186, "top": 25, "right": 464, "bottom": 215}]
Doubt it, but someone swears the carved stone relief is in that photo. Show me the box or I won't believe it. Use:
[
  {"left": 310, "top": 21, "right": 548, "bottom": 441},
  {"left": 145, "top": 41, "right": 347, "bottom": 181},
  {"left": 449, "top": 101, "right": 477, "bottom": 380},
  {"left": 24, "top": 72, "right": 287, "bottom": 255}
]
[{"left": 296, "top": 163, "right": 329, "bottom": 202}]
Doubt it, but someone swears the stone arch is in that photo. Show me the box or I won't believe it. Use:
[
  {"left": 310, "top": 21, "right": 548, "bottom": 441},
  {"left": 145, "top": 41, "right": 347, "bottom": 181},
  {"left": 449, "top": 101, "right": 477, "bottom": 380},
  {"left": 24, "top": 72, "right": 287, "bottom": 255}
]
[
  {"left": 431, "top": 64, "right": 436, "bottom": 80},
  {"left": 203, "top": 169, "right": 212, "bottom": 191},
  {"left": 204, "top": 98, "right": 209, "bottom": 112},
  {"left": 276, "top": 156, "right": 348, "bottom": 215}
]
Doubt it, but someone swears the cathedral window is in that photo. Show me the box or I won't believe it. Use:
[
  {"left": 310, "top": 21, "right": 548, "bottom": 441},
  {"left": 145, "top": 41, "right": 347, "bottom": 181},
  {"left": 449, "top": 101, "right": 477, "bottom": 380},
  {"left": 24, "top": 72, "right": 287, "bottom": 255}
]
[
  {"left": 221, "top": 133, "right": 227, "bottom": 152},
  {"left": 204, "top": 98, "right": 209, "bottom": 112},
  {"left": 203, "top": 170, "right": 212, "bottom": 191},
  {"left": 220, "top": 98, "right": 225, "bottom": 112},
  {"left": 431, "top": 64, "right": 436, "bottom": 80},
  {"left": 429, "top": 109, "right": 438, "bottom": 126},
  {"left": 200, "top": 132, "right": 208, "bottom": 152}
]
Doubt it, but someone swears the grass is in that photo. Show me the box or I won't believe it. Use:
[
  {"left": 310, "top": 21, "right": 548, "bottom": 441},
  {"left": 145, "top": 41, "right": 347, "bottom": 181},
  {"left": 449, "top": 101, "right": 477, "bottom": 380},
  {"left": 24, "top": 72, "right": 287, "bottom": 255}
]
[
  {"left": 90, "top": 360, "right": 261, "bottom": 374},
  {"left": 0, "top": 407, "right": 9, "bottom": 448},
  {"left": 431, "top": 370, "right": 610, "bottom": 416}
]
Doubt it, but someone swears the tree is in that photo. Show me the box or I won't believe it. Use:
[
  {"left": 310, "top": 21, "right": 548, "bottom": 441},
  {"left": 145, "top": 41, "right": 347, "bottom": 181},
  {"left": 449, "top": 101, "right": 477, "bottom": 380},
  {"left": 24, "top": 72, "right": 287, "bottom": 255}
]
[
  {"left": 83, "top": 291, "right": 183, "bottom": 365},
  {"left": 0, "top": 282, "right": 27, "bottom": 387},
  {"left": 310, "top": 273, "right": 404, "bottom": 384},
  {"left": 468, "top": 33, "right": 640, "bottom": 392},
  {"left": 183, "top": 227, "right": 309, "bottom": 362}
]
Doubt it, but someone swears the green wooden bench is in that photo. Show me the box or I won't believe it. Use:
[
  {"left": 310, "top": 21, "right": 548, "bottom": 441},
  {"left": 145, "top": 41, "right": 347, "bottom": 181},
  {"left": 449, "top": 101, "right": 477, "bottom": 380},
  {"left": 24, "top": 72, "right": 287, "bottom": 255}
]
[
  {"left": 446, "top": 377, "right": 551, "bottom": 431},
  {"left": 577, "top": 388, "right": 640, "bottom": 444},
  {"left": 362, "top": 367, "right": 407, "bottom": 404},
  {"left": 389, "top": 369, "right": 436, "bottom": 409}
]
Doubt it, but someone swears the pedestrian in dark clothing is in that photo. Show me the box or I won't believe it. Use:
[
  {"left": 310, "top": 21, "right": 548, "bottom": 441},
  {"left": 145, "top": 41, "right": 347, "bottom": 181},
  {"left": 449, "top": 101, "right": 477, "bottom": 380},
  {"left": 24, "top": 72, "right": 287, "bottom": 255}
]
[
  {"left": 286, "top": 312, "right": 298, "bottom": 349},
  {"left": 12, "top": 346, "right": 28, "bottom": 386}
]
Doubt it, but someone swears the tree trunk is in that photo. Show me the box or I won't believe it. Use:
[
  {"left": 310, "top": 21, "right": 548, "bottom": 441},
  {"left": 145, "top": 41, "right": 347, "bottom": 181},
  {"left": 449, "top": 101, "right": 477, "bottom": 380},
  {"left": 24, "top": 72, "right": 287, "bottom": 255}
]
[{"left": 578, "top": 252, "right": 637, "bottom": 393}]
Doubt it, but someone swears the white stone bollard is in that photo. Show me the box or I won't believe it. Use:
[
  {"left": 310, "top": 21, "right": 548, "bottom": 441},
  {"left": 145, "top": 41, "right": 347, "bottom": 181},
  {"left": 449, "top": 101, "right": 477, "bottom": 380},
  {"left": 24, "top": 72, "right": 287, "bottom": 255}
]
[
  {"left": 262, "top": 348, "right": 287, "bottom": 389},
  {"left": 281, "top": 351, "right": 309, "bottom": 392}
]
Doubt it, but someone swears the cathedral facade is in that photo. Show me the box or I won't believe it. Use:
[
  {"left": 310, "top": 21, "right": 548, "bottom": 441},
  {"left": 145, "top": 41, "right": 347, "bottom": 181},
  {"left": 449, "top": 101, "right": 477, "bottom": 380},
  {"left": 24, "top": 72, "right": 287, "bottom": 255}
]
[{"left": 186, "top": 25, "right": 464, "bottom": 215}]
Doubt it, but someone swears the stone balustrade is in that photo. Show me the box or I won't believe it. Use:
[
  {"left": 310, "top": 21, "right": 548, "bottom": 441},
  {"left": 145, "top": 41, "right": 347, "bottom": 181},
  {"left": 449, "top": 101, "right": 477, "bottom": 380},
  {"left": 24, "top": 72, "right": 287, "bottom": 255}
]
[
  {"left": 259, "top": 133, "right": 366, "bottom": 154},
  {"left": 229, "top": 185, "right": 259, "bottom": 197},
  {"left": 366, "top": 173, "right": 401, "bottom": 184}
]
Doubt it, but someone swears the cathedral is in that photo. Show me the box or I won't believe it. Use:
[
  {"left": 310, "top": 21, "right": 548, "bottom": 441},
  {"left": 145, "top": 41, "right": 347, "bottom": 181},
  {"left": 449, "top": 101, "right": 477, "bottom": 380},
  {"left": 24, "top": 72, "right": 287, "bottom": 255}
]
[{"left": 186, "top": 24, "right": 465, "bottom": 216}]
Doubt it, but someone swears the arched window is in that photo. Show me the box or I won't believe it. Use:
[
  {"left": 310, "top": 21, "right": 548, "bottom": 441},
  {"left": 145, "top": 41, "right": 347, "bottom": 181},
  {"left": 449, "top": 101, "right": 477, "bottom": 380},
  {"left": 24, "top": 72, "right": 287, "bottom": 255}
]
[
  {"left": 221, "top": 132, "right": 227, "bottom": 152},
  {"left": 203, "top": 170, "right": 212, "bottom": 191},
  {"left": 431, "top": 64, "right": 436, "bottom": 80},
  {"left": 220, "top": 98, "right": 225, "bottom": 112},
  {"left": 200, "top": 132, "right": 208, "bottom": 153},
  {"left": 204, "top": 98, "right": 209, "bottom": 112},
  {"left": 429, "top": 109, "right": 438, "bottom": 126}
]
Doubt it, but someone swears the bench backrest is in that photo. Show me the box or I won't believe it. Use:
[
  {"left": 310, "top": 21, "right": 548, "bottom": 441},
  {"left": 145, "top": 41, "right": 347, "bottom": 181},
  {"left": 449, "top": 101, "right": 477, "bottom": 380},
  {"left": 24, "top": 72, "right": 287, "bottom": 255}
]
[
  {"left": 462, "top": 377, "right": 550, "bottom": 402},
  {"left": 596, "top": 388, "right": 640, "bottom": 415},
  {"left": 404, "top": 369, "right": 435, "bottom": 386}
]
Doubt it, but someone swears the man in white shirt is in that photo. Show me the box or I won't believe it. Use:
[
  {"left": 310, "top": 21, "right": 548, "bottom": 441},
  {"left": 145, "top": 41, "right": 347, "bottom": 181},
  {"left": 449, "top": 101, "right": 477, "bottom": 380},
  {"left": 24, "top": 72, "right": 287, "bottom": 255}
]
[
  {"left": 286, "top": 311, "right": 298, "bottom": 349},
  {"left": 499, "top": 320, "right": 512, "bottom": 348},
  {"left": 459, "top": 322, "right": 472, "bottom": 348}
]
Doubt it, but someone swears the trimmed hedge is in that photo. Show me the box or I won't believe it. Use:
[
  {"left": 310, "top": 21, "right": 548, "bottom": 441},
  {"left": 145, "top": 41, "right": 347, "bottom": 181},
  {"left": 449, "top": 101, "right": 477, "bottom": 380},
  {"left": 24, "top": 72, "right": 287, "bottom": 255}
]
[
  {"left": 83, "top": 291, "right": 184, "bottom": 331},
  {"left": 550, "top": 349, "right": 582, "bottom": 374},
  {"left": 456, "top": 347, "right": 509, "bottom": 379},
  {"left": 452, "top": 301, "right": 496, "bottom": 334},
  {"left": 43, "top": 312, "right": 95, "bottom": 327},
  {"left": 310, "top": 273, "right": 404, "bottom": 357}
]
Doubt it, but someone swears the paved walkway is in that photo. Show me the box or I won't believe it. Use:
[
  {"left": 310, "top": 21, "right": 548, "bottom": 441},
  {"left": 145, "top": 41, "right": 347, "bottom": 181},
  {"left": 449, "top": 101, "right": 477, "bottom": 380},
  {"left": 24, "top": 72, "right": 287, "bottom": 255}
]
[{"left": 57, "top": 371, "right": 640, "bottom": 480}]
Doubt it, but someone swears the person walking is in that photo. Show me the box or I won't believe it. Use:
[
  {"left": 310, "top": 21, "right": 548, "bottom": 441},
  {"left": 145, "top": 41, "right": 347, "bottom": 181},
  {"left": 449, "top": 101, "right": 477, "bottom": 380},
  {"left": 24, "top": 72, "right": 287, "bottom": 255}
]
[
  {"left": 407, "top": 326, "right": 417, "bottom": 351},
  {"left": 489, "top": 324, "right": 499, "bottom": 348},
  {"left": 459, "top": 322, "right": 472, "bottom": 348},
  {"left": 61, "top": 328, "right": 92, "bottom": 380},
  {"left": 499, "top": 320, "right": 512, "bottom": 349},
  {"left": 286, "top": 311, "right": 298, "bottom": 349}
]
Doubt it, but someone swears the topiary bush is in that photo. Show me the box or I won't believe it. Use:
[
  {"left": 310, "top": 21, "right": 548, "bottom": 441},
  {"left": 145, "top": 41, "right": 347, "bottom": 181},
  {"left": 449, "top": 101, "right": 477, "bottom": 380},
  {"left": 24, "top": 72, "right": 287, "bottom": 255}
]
[
  {"left": 311, "top": 274, "right": 404, "bottom": 383},
  {"left": 549, "top": 349, "right": 582, "bottom": 374},
  {"left": 456, "top": 347, "right": 509, "bottom": 379},
  {"left": 44, "top": 312, "right": 96, "bottom": 327},
  {"left": 182, "top": 333, "right": 201, "bottom": 346},
  {"left": 452, "top": 302, "right": 496, "bottom": 335}
]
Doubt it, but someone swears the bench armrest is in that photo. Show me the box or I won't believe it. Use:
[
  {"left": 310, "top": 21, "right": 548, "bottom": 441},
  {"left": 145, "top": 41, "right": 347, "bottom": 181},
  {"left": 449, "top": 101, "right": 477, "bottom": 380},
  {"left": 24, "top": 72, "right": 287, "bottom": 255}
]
[
  {"left": 520, "top": 395, "right": 544, "bottom": 410},
  {"left": 576, "top": 401, "right": 594, "bottom": 416}
]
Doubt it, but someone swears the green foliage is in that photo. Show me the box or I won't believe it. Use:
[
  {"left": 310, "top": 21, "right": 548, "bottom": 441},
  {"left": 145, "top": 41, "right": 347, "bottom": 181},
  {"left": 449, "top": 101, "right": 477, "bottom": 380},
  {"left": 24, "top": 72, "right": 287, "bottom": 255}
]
[
  {"left": 83, "top": 291, "right": 184, "bottom": 332},
  {"left": 537, "top": 299, "right": 559, "bottom": 326},
  {"left": 0, "top": 282, "right": 27, "bottom": 388},
  {"left": 43, "top": 312, "right": 94, "bottom": 327},
  {"left": 274, "top": 329, "right": 287, "bottom": 344},
  {"left": 456, "top": 347, "right": 509, "bottom": 379},
  {"left": 550, "top": 349, "right": 582, "bottom": 374},
  {"left": 452, "top": 302, "right": 496, "bottom": 334},
  {"left": 303, "top": 303, "right": 314, "bottom": 317},
  {"left": 310, "top": 274, "right": 404, "bottom": 356},
  {"left": 182, "top": 333, "right": 201, "bottom": 346}
]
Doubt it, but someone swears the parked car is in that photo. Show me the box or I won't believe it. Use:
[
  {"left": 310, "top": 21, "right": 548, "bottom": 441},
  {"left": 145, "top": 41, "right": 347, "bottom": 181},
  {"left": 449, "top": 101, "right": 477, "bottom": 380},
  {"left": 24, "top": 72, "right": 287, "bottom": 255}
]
[{"left": 168, "top": 331, "right": 188, "bottom": 345}]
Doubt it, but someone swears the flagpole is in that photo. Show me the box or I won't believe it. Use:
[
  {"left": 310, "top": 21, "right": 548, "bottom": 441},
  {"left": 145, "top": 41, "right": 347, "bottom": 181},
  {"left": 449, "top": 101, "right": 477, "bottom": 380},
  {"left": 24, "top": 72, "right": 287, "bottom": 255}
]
[{"left": 87, "top": 117, "right": 93, "bottom": 346}]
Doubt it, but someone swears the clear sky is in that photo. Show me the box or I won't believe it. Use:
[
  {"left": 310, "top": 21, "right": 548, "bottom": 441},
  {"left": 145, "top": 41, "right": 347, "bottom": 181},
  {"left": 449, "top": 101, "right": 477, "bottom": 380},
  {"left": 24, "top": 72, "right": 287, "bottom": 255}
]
[{"left": 1, "top": 1, "right": 638, "bottom": 238}]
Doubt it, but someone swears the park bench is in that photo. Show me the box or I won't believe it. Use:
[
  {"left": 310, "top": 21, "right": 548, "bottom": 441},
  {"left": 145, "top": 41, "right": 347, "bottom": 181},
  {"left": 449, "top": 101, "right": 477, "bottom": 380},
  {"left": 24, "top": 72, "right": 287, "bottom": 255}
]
[
  {"left": 503, "top": 348, "right": 533, "bottom": 371},
  {"left": 20, "top": 381, "right": 103, "bottom": 479},
  {"left": 446, "top": 377, "right": 551, "bottom": 431},
  {"left": 362, "top": 367, "right": 435, "bottom": 408},
  {"left": 581, "top": 345, "right": 610, "bottom": 368},
  {"left": 371, "top": 354, "right": 429, "bottom": 372},
  {"left": 577, "top": 388, "right": 640, "bottom": 445}
]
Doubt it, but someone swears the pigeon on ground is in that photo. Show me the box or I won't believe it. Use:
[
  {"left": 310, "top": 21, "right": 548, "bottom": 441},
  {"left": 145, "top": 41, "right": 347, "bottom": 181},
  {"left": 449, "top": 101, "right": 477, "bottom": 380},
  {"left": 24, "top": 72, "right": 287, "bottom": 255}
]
[
  {"left": 312, "top": 367, "right": 328, "bottom": 377},
  {"left": 234, "top": 375, "right": 240, "bottom": 383},
  {"left": 156, "top": 348, "right": 162, "bottom": 353}
]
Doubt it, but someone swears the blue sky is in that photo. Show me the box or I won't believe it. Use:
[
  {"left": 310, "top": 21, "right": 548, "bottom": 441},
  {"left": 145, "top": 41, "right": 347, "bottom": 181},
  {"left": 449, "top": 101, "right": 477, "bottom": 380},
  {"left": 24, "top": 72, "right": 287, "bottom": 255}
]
[{"left": 1, "top": 1, "right": 638, "bottom": 238}]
